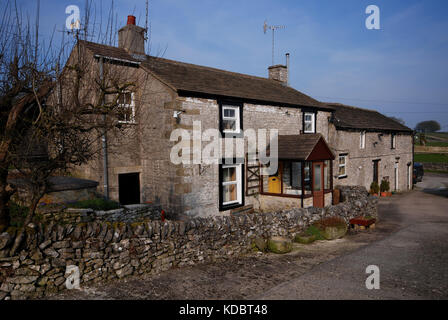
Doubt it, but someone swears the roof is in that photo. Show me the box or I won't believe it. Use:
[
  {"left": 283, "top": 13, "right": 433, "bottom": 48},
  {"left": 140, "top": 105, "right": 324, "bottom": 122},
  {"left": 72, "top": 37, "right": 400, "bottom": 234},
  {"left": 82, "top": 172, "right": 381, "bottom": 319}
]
[
  {"left": 8, "top": 176, "right": 98, "bottom": 192},
  {"left": 276, "top": 134, "right": 335, "bottom": 160},
  {"left": 79, "top": 40, "right": 333, "bottom": 110},
  {"left": 327, "top": 103, "right": 413, "bottom": 132}
]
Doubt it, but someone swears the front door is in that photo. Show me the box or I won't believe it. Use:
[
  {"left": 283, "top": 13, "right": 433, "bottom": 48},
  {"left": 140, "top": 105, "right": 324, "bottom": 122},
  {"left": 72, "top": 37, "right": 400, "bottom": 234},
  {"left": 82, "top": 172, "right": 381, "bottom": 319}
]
[
  {"left": 312, "top": 161, "right": 324, "bottom": 208},
  {"left": 268, "top": 163, "right": 282, "bottom": 193},
  {"left": 373, "top": 160, "right": 380, "bottom": 185}
]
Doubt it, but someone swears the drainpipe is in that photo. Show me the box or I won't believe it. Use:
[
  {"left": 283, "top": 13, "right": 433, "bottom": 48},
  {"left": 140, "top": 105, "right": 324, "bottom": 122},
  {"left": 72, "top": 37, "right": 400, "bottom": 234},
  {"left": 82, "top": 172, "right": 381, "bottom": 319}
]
[{"left": 99, "top": 57, "right": 109, "bottom": 199}]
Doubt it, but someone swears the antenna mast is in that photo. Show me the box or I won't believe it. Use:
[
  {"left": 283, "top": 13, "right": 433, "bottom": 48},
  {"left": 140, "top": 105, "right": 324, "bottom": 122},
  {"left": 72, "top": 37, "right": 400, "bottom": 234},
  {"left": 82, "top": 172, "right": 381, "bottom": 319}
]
[{"left": 263, "top": 20, "right": 285, "bottom": 65}]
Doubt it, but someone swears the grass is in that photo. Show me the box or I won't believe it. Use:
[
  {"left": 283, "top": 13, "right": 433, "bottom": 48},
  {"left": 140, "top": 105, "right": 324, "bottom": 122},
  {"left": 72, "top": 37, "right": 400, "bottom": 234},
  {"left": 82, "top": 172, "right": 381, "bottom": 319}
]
[
  {"left": 414, "top": 153, "right": 448, "bottom": 163},
  {"left": 68, "top": 198, "right": 120, "bottom": 211}
]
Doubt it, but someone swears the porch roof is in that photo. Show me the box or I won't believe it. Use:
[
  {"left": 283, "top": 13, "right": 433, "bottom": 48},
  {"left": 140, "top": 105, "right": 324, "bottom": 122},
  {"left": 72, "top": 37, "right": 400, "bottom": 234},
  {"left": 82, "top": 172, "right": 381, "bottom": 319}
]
[{"left": 276, "top": 134, "right": 335, "bottom": 161}]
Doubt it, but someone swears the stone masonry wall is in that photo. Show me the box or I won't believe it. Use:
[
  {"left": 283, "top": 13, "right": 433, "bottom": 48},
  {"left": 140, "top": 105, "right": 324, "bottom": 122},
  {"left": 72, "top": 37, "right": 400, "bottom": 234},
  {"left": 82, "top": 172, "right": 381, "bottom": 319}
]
[{"left": 0, "top": 186, "right": 376, "bottom": 300}]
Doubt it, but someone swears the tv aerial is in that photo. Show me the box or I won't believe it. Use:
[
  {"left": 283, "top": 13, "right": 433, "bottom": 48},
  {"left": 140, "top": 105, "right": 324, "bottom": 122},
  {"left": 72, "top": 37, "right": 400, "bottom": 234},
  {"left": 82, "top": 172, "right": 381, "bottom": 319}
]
[{"left": 263, "top": 20, "right": 285, "bottom": 65}]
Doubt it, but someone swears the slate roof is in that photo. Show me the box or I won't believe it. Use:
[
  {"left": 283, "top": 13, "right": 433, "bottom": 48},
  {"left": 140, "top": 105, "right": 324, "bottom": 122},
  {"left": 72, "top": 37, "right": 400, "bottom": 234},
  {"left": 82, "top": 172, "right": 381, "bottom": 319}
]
[
  {"left": 327, "top": 103, "right": 413, "bottom": 132},
  {"left": 276, "top": 134, "right": 334, "bottom": 160},
  {"left": 80, "top": 41, "right": 333, "bottom": 110}
]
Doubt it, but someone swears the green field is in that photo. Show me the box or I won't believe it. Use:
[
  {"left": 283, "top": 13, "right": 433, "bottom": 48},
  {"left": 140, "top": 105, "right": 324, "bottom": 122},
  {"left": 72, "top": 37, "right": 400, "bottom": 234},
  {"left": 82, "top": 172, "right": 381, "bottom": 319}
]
[{"left": 414, "top": 153, "right": 448, "bottom": 163}]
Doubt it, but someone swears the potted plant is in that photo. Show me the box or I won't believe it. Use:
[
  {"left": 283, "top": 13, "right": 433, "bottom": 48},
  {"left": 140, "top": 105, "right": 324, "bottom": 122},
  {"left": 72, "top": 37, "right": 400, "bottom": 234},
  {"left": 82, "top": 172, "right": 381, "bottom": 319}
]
[
  {"left": 349, "top": 215, "right": 376, "bottom": 230},
  {"left": 369, "top": 181, "right": 379, "bottom": 196},
  {"left": 380, "top": 179, "right": 390, "bottom": 197}
]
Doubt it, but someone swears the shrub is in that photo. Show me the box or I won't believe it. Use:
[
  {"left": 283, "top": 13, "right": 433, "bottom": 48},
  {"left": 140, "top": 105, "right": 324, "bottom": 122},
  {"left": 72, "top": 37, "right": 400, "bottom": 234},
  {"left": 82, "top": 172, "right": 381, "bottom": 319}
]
[
  {"left": 69, "top": 198, "right": 120, "bottom": 211},
  {"left": 369, "top": 181, "right": 379, "bottom": 194},
  {"left": 8, "top": 202, "right": 29, "bottom": 227},
  {"left": 380, "top": 179, "right": 390, "bottom": 192}
]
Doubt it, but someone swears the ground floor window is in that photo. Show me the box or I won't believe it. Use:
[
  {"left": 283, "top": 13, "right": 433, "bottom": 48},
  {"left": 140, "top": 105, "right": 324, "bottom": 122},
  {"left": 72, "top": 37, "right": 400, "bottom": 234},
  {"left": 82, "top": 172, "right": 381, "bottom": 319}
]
[
  {"left": 220, "top": 163, "right": 243, "bottom": 209},
  {"left": 261, "top": 160, "right": 332, "bottom": 198}
]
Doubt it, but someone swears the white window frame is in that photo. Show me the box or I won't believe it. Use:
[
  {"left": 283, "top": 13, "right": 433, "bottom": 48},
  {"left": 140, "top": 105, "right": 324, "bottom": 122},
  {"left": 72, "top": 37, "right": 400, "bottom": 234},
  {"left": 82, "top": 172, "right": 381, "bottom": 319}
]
[
  {"left": 221, "top": 163, "right": 242, "bottom": 206},
  {"left": 303, "top": 112, "right": 315, "bottom": 133},
  {"left": 338, "top": 154, "right": 347, "bottom": 178},
  {"left": 360, "top": 131, "right": 366, "bottom": 149},
  {"left": 117, "top": 92, "right": 136, "bottom": 124},
  {"left": 222, "top": 105, "right": 241, "bottom": 134}
]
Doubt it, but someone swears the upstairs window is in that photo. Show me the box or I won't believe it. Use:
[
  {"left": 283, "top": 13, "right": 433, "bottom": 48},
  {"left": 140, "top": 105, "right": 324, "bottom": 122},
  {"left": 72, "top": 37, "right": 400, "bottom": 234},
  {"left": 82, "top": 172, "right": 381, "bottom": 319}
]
[
  {"left": 303, "top": 112, "right": 315, "bottom": 133},
  {"left": 221, "top": 104, "right": 241, "bottom": 134},
  {"left": 391, "top": 133, "right": 396, "bottom": 149},
  {"left": 360, "top": 131, "right": 366, "bottom": 149},
  {"left": 338, "top": 154, "right": 347, "bottom": 178},
  {"left": 117, "top": 92, "right": 135, "bottom": 123}
]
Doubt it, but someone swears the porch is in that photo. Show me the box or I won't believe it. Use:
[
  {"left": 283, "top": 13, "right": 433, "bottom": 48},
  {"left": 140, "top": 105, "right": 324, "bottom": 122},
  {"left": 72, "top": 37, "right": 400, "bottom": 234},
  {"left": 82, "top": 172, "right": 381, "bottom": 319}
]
[{"left": 257, "top": 134, "right": 335, "bottom": 211}]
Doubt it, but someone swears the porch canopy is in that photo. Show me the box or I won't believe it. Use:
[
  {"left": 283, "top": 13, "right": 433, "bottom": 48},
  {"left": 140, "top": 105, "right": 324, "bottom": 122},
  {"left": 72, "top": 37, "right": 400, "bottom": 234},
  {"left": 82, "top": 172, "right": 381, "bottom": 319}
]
[
  {"left": 276, "top": 133, "right": 335, "bottom": 161},
  {"left": 262, "top": 134, "right": 335, "bottom": 208}
]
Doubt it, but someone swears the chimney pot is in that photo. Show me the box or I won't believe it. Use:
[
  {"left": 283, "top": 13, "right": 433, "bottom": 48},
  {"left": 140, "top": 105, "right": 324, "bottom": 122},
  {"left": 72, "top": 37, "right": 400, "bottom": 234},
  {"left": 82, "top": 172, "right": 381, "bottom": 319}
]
[
  {"left": 127, "top": 15, "right": 136, "bottom": 25},
  {"left": 118, "top": 16, "right": 145, "bottom": 53}
]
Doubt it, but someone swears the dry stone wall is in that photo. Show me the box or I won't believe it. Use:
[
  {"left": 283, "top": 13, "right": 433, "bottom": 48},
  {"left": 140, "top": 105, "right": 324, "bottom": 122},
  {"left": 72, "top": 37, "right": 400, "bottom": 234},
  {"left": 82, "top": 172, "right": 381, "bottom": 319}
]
[{"left": 0, "top": 186, "right": 377, "bottom": 300}]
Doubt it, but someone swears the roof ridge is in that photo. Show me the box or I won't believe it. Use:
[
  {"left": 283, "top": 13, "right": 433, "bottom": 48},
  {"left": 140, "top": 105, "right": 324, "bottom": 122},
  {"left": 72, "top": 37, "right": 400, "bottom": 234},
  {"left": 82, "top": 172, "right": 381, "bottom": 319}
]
[{"left": 325, "top": 102, "right": 380, "bottom": 113}]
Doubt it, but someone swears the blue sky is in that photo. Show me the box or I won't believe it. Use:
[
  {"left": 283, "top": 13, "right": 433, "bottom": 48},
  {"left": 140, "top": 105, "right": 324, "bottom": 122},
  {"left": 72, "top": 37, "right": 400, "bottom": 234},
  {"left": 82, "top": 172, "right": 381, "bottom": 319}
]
[{"left": 4, "top": 0, "right": 448, "bottom": 130}]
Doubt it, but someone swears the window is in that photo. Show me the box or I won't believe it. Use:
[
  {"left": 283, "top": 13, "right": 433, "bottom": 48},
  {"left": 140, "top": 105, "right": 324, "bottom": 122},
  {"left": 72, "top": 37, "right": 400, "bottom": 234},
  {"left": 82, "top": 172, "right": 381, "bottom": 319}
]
[
  {"left": 117, "top": 92, "right": 135, "bottom": 123},
  {"left": 220, "top": 163, "right": 243, "bottom": 208},
  {"left": 303, "top": 112, "right": 315, "bottom": 133},
  {"left": 391, "top": 133, "right": 396, "bottom": 149},
  {"left": 338, "top": 154, "right": 347, "bottom": 178},
  {"left": 360, "top": 131, "right": 366, "bottom": 149},
  {"left": 221, "top": 105, "right": 241, "bottom": 134}
]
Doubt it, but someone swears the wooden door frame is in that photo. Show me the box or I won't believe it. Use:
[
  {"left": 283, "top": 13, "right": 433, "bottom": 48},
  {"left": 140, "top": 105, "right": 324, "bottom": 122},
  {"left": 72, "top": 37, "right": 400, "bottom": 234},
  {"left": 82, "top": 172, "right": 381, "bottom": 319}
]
[{"left": 312, "top": 161, "right": 324, "bottom": 208}]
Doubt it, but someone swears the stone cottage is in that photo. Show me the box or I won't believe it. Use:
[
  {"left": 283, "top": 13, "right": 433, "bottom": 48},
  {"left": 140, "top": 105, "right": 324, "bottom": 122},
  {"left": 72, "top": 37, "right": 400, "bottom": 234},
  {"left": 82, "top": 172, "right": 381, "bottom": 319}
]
[
  {"left": 66, "top": 16, "right": 413, "bottom": 219},
  {"left": 327, "top": 103, "right": 414, "bottom": 193}
]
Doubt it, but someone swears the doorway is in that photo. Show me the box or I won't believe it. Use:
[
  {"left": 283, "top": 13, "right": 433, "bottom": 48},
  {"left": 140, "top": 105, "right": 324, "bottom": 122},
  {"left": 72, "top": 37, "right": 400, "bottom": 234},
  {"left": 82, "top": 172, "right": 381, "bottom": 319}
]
[
  {"left": 373, "top": 160, "right": 380, "bottom": 185},
  {"left": 312, "top": 161, "right": 324, "bottom": 208},
  {"left": 118, "top": 172, "right": 140, "bottom": 205},
  {"left": 394, "top": 162, "right": 399, "bottom": 191}
]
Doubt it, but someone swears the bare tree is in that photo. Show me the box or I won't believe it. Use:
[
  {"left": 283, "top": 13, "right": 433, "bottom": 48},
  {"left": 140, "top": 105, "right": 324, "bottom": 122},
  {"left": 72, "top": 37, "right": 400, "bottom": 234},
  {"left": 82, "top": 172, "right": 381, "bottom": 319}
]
[{"left": 1, "top": 1, "right": 149, "bottom": 254}]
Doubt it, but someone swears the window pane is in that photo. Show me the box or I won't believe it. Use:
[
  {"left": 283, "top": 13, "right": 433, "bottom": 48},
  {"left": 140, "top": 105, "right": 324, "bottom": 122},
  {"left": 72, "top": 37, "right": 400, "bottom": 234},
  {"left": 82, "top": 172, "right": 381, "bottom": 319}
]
[
  {"left": 223, "top": 167, "right": 236, "bottom": 182},
  {"left": 324, "top": 160, "right": 330, "bottom": 189},
  {"left": 339, "top": 165, "right": 345, "bottom": 176},
  {"left": 314, "top": 164, "right": 322, "bottom": 191},
  {"left": 223, "top": 119, "right": 236, "bottom": 131},
  {"left": 223, "top": 108, "right": 235, "bottom": 118},
  {"left": 291, "top": 162, "right": 301, "bottom": 188},
  {"left": 304, "top": 122, "right": 312, "bottom": 132},
  {"left": 304, "top": 162, "right": 312, "bottom": 192},
  {"left": 339, "top": 156, "right": 345, "bottom": 165},
  {"left": 223, "top": 184, "right": 237, "bottom": 203},
  {"left": 305, "top": 114, "right": 312, "bottom": 121}
]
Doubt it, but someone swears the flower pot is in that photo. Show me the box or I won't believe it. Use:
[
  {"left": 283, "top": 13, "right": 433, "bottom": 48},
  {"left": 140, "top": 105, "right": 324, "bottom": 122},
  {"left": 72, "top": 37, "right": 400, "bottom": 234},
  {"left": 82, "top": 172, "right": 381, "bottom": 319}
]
[{"left": 380, "top": 192, "right": 388, "bottom": 197}]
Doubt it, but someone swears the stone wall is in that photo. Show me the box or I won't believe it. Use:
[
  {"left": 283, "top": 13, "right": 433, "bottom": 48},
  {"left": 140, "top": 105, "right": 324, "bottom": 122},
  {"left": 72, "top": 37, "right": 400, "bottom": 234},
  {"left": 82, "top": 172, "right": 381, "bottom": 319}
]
[
  {"left": 36, "top": 204, "right": 162, "bottom": 225},
  {"left": 0, "top": 186, "right": 377, "bottom": 300},
  {"left": 419, "top": 162, "right": 448, "bottom": 172}
]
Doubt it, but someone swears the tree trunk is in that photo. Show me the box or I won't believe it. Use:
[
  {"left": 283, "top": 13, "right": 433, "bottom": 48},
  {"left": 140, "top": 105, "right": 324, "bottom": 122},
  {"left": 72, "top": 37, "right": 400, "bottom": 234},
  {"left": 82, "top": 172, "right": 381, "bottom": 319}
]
[
  {"left": 9, "top": 193, "right": 40, "bottom": 256},
  {"left": 0, "top": 170, "right": 11, "bottom": 232}
]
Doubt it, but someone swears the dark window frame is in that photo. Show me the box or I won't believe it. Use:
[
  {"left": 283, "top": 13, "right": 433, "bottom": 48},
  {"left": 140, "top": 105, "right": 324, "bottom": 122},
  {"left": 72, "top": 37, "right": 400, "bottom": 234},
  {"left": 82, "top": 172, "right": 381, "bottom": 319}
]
[
  {"left": 218, "top": 99, "right": 244, "bottom": 138},
  {"left": 219, "top": 158, "right": 245, "bottom": 211},
  {"left": 302, "top": 109, "right": 317, "bottom": 134}
]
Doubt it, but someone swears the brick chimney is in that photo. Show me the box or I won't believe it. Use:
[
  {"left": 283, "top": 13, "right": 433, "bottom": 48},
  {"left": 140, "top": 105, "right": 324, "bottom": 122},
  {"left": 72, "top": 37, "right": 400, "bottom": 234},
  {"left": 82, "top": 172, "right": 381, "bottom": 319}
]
[
  {"left": 268, "top": 64, "right": 288, "bottom": 85},
  {"left": 118, "top": 15, "right": 145, "bottom": 54}
]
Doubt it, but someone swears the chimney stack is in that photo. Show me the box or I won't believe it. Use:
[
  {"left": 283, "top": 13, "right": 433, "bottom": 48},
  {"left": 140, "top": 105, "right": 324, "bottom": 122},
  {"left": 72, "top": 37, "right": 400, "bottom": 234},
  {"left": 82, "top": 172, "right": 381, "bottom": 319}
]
[
  {"left": 118, "top": 15, "right": 145, "bottom": 54},
  {"left": 268, "top": 64, "right": 288, "bottom": 85}
]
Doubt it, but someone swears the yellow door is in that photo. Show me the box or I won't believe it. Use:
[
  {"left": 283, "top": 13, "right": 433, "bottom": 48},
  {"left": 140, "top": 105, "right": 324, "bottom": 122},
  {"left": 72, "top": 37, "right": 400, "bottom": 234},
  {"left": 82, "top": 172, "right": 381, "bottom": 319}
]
[{"left": 268, "top": 165, "right": 282, "bottom": 193}]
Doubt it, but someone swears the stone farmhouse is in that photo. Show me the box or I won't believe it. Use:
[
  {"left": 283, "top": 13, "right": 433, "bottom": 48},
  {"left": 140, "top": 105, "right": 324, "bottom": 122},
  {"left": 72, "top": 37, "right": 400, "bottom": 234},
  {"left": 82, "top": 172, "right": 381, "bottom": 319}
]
[{"left": 67, "top": 16, "right": 413, "bottom": 219}]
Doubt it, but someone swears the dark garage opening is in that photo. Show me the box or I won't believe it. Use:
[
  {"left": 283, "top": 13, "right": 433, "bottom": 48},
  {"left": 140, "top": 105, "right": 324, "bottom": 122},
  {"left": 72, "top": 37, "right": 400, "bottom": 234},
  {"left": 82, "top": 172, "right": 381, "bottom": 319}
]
[{"left": 118, "top": 172, "right": 140, "bottom": 205}]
